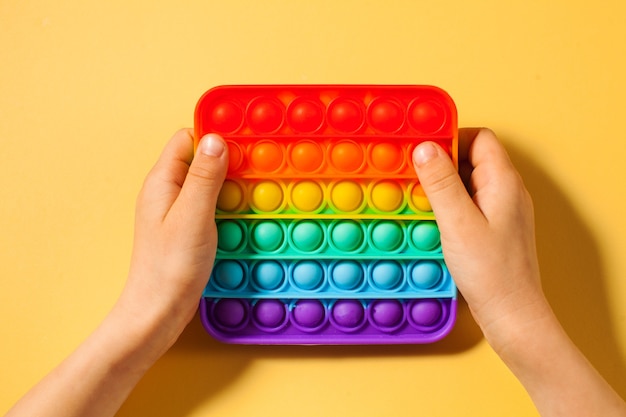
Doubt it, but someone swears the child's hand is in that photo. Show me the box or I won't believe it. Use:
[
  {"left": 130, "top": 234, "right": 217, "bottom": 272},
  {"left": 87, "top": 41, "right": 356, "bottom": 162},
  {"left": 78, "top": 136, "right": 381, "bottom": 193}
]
[
  {"left": 121, "top": 129, "right": 228, "bottom": 344},
  {"left": 412, "top": 129, "right": 626, "bottom": 417},
  {"left": 412, "top": 128, "right": 548, "bottom": 352}
]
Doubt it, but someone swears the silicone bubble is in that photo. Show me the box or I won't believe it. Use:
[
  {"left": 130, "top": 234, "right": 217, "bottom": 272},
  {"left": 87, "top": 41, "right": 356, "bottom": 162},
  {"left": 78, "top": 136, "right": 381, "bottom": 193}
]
[
  {"left": 253, "top": 299, "right": 287, "bottom": 330},
  {"left": 213, "top": 260, "right": 246, "bottom": 290},
  {"left": 250, "top": 141, "right": 284, "bottom": 172},
  {"left": 411, "top": 222, "right": 441, "bottom": 251},
  {"left": 226, "top": 141, "right": 244, "bottom": 173},
  {"left": 369, "top": 142, "right": 404, "bottom": 173},
  {"left": 213, "top": 299, "right": 248, "bottom": 330},
  {"left": 290, "top": 180, "right": 324, "bottom": 212},
  {"left": 369, "top": 300, "right": 404, "bottom": 331},
  {"left": 206, "top": 100, "right": 243, "bottom": 134},
  {"left": 329, "top": 180, "right": 363, "bottom": 213},
  {"left": 291, "top": 260, "right": 324, "bottom": 291},
  {"left": 331, "top": 300, "right": 365, "bottom": 331},
  {"left": 329, "top": 140, "right": 364, "bottom": 173},
  {"left": 370, "top": 220, "right": 404, "bottom": 252},
  {"left": 217, "top": 180, "right": 246, "bottom": 212},
  {"left": 290, "top": 220, "right": 325, "bottom": 252},
  {"left": 217, "top": 220, "right": 245, "bottom": 252},
  {"left": 247, "top": 97, "right": 284, "bottom": 133},
  {"left": 289, "top": 140, "right": 324, "bottom": 173},
  {"left": 251, "top": 180, "right": 284, "bottom": 212},
  {"left": 409, "top": 261, "right": 443, "bottom": 289},
  {"left": 370, "top": 260, "right": 403, "bottom": 290},
  {"left": 291, "top": 299, "right": 326, "bottom": 330},
  {"left": 409, "top": 184, "right": 432, "bottom": 212},
  {"left": 408, "top": 99, "right": 446, "bottom": 134},
  {"left": 368, "top": 97, "right": 404, "bottom": 133},
  {"left": 369, "top": 180, "right": 405, "bottom": 213},
  {"left": 250, "top": 220, "right": 285, "bottom": 252},
  {"left": 327, "top": 98, "right": 364, "bottom": 133},
  {"left": 287, "top": 97, "right": 325, "bottom": 133},
  {"left": 329, "top": 220, "right": 364, "bottom": 252},
  {"left": 251, "top": 260, "right": 285, "bottom": 291},
  {"left": 409, "top": 299, "right": 443, "bottom": 328},
  {"left": 330, "top": 260, "right": 364, "bottom": 291}
]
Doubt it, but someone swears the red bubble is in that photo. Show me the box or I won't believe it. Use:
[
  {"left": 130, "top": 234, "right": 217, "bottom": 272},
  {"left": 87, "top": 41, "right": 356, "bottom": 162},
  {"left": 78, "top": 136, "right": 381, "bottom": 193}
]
[
  {"left": 247, "top": 97, "right": 284, "bottom": 133},
  {"left": 207, "top": 101, "right": 244, "bottom": 134},
  {"left": 368, "top": 98, "right": 404, "bottom": 133},
  {"left": 327, "top": 98, "right": 364, "bottom": 133},
  {"left": 287, "top": 98, "right": 325, "bottom": 133},
  {"left": 408, "top": 100, "right": 446, "bottom": 134}
]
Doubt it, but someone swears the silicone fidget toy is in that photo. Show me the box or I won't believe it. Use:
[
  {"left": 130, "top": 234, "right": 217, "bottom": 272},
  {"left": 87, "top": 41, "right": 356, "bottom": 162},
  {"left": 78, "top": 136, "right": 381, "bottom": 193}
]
[{"left": 194, "top": 85, "right": 458, "bottom": 344}]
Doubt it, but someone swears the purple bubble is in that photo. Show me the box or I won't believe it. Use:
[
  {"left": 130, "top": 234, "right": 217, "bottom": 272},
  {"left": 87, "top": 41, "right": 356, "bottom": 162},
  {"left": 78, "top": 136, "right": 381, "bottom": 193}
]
[
  {"left": 410, "top": 300, "right": 443, "bottom": 327},
  {"left": 253, "top": 299, "right": 287, "bottom": 329},
  {"left": 370, "top": 300, "right": 404, "bottom": 329},
  {"left": 331, "top": 300, "right": 365, "bottom": 330},
  {"left": 213, "top": 299, "right": 248, "bottom": 329},
  {"left": 292, "top": 300, "right": 326, "bottom": 329}
]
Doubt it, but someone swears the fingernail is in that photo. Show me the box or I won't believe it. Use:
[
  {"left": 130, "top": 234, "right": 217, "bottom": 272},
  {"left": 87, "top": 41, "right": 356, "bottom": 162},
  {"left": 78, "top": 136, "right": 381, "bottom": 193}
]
[
  {"left": 198, "top": 134, "right": 225, "bottom": 157},
  {"left": 413, "top": 142, "right": 438, "bottom": 167}
]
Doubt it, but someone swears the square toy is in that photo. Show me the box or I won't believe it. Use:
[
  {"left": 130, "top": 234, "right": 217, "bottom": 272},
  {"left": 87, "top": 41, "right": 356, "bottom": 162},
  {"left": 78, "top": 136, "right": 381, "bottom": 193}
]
[{"left": 194, "top": 85, "right": 457, "bottom": 344}]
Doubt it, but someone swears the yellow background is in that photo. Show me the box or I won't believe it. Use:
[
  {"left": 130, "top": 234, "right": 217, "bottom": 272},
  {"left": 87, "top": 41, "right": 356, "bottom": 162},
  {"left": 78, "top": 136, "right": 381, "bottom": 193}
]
[{"left": 1, "top": 1, "right": 625, "bottom": 415}]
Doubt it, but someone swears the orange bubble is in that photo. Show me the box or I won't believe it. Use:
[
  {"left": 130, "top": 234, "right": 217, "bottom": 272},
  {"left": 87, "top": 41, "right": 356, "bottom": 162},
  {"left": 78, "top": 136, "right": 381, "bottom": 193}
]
[
  {"left": 329, "top": 141, "right": 364, "bottom": 173},
  {"left": 370, "top": 142, "right": 404, "bottom": 172},
  {"left": 226, "top": 141, "right": 244, "bottom": 173},
  {"left": 290, "top": 141, "right": 323, "bottom": 173},
  {"left": 370, "top": 180, "right": 404, "bottom": 212},
  {"left": 249, "top": 141, "right": 283, "bottom": 172}
]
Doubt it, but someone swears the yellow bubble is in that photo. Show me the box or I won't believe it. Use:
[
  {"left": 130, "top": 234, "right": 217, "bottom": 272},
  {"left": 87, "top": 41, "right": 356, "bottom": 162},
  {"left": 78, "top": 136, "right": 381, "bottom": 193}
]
[
  {"left": 330, "top": 180, "right": 363, "bottom": 212},
  {"left": 251, "top": 180, "right": 284, "bottom": 212},
  {"left": 411, "top": 184, "right": 432, "bottom": 212},
  {"left": 370, "top": 180, "right": 404, "bottom": 212},
  {"left": 217, "top": 180, "right": 245, "bottom": 212},
  {"left": 290, "top": 180, "right": 324, "bottom": 212}
]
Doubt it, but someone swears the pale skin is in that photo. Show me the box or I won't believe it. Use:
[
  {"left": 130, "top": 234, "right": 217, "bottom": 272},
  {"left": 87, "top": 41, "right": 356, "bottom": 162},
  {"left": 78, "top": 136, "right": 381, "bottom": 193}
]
[{"left": 6, "top": 128, "right": 626, "bottom": 417}]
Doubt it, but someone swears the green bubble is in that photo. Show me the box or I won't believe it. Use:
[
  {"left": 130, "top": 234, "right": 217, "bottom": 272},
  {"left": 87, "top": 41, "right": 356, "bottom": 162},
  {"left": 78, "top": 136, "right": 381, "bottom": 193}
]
[
  {"left": 411, "top": 222, "right": 441, "bottom": 251},
  {"left": 371, "top": 221, "right": 404, "bottom": 251},
  {"left": 291, "top": 220, "right": 324, "bottom": 252},
  {"left": 217, "top": 220, "right": 244, "bottom": 252},
  {"left": 331, "top": 220, "right": 364, "bottom": 252},
  {"left": 252, "top": 221, "right": 284, "bottom": 252}
]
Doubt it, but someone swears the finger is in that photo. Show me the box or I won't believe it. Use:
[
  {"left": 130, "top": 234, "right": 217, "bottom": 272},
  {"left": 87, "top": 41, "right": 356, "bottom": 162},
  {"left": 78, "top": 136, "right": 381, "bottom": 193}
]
[
  {"left": 172, "top": 133, "right": 228, "bottom": 221},
  {"left": 137, "top": 129, "right": 196, "bottom": 222},
  {"left": 412, "top": 141, "right": 486, "bottom": 233}
]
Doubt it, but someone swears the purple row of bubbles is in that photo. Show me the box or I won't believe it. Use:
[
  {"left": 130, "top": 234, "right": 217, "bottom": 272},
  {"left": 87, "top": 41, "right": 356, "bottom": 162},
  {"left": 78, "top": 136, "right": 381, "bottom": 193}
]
[{"left": 209, "top": 298, "right": 448, "bottom": 334}]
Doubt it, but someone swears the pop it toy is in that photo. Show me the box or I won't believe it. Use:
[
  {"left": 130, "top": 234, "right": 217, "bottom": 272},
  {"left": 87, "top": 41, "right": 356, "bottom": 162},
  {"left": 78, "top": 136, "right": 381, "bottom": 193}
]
[{"left": 195, "top": 85, "right": 458, "bottom": 344}]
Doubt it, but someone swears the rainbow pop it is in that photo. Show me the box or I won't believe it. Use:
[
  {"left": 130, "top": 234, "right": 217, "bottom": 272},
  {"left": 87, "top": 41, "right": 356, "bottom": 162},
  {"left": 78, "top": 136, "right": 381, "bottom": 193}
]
[{"left": 195, "top": 85, "right": 458, "bottom": 344}]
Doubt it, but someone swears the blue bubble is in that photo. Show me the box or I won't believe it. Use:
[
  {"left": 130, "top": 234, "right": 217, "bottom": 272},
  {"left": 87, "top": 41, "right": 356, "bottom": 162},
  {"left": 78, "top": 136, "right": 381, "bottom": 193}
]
[
  {"left": 410, "top": 260, "right": 442, "bottom": 289},
  {"left": 252, "top": 260, "right": 285, "bottom": 291},
  {"left": 371, "top": 260, "right": 403, "bottom": 290},
  {"left": 331, "top": 260, "right": 364, "bottom": 290},
  {"left": 292, "top": 260, "right": 324, "bottom": 290},
  {"left": 213, "top": 260, "right": 245, "bottom": 290}
]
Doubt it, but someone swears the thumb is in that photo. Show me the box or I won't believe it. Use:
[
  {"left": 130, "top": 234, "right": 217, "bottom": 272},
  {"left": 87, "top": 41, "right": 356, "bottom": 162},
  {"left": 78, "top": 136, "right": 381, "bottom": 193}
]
[
  {"left": 176, "top": 133, "right": 229, "bottom": 219},
  {"left": 412, "top": 142, "right": 482, "bottom": 231}
]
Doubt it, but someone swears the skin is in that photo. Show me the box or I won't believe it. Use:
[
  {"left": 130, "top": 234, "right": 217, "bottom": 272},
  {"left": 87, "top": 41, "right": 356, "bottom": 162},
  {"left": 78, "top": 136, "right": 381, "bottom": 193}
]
[{"left": 6, "top": 128, "right": 626, "bottom": 417}]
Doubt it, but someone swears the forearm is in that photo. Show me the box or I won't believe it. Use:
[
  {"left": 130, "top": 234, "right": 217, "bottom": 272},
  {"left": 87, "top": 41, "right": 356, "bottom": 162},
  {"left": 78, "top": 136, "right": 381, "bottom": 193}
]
[
  {"left": 491, "top": 301, "right": 626, "bottom": 417},
  {"left": 6, "top": 290, "right": 181, "bottom": 417}
]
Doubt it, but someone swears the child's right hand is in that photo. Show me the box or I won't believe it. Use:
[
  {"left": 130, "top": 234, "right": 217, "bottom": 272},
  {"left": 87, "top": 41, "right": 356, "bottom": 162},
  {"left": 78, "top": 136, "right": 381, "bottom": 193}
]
[{"left": 412, "top": 128, "right": 549, "bottom": 353}]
